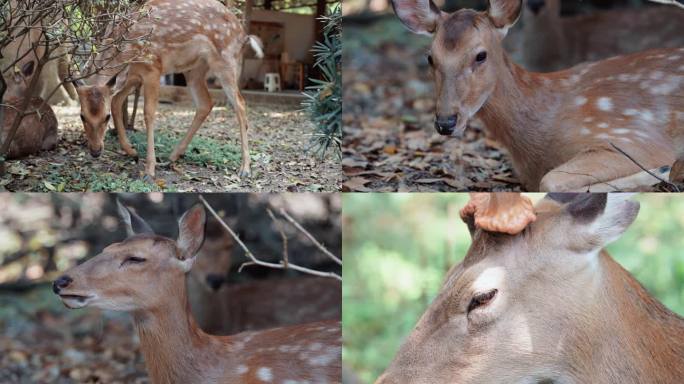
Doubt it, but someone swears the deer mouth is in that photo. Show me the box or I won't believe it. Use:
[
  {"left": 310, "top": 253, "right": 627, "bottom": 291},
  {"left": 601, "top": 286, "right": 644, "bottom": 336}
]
[{"left": 58, "top": 293, "right": 94, "bottom": 309}]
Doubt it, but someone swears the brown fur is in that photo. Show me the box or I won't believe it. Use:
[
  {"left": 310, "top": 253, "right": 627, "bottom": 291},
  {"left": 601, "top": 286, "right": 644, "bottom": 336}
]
[
  {"left": 1, "top": 97, "right": 58, "bottom": 159},
  {"left": 56, "top": 214, "right": 341, "bottom": 384},
  {"left": 377, "top": 195, "right": 684, "bottom": 384}
]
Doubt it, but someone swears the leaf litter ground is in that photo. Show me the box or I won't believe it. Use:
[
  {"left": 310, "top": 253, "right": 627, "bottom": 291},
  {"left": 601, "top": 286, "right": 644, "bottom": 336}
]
[{"left": 2, "top": 99, "right": 341, "bottom": 192}]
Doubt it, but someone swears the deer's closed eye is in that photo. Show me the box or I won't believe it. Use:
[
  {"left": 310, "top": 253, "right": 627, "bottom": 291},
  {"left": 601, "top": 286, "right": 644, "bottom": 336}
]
[
  {"left": 467, "top": 289, "right": 497, "bottom": 313},
  {"left": 121, "top": 256, "right": 147, "bottom": 267}
]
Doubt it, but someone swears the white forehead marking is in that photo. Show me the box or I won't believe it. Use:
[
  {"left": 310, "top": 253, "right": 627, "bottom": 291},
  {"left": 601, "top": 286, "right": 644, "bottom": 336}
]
[{"left": 472, "top": 266, "right": 505, "bottom": 292}]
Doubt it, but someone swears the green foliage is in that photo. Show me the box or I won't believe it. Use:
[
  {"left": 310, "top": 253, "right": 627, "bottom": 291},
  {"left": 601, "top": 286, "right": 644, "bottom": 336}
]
[
  {"left": 343, "top": 194, "right": 684, "bottom": 383},
  {"left": 87, "top": 173, "right": 164, "bottom": 192},
  {"left": 109, "top": 130, "right": 242, "bottom": 170},
  {"left": 302, "top": 4, "right": 341, "bottom": 159}
]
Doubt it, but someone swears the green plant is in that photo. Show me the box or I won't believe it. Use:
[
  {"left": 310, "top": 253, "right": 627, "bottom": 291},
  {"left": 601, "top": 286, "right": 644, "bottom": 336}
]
[{"left": 302, "top": 4, "right": 341, "bottom": 159}]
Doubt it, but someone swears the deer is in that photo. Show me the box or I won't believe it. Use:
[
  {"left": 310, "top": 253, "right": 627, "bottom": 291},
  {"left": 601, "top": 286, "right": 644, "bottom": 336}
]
[
  {"left": 391, "top": 0, "right": 684, "bottom": 191},
  {"left": 187, "top": 219, "right": 341, "bottom": 335},
  {"left": 376, "top": 193, "right": 684, "bottom": 384},
  {"left": 74, "top": 0, "right": 263, "bottom": 179},
  {"left": 52, "top": 201, "right": 341, "bottom": 384},
  {"left": 1, "top": 94, "right": 58, "bottom": 159},
  {"left": 520, "top": 0, "right": 684, "bottom": 72}
]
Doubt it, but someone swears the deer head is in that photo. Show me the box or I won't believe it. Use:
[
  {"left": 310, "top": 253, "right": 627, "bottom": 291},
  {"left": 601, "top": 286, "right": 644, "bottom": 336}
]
[
  {"left": 73, "top": 76, "right": 116, "bottom": 158},
  {"left": 53, "top": 201, "right": 206, "bottom": 311},
  {"left": 377, "top": 193, "right": 642, "bottom": 383},
  {"left": 391, "top": 0, "right": 522, "bottom": 136},
  {"left": 189, "top": 231, "right": 234, "bottom": 292},
  {"left": 4, "top": 60, "right": 37, "bottom": 100}
]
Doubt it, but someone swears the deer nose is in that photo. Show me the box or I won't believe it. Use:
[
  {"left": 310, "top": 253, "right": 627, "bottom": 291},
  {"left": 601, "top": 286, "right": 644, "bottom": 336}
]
[
  {"left": 90, "top": 148, "right": 102, "bottom": 158},
  {"left": 527, "top": 0, "right": 545, "bottom": 14},
  {"left": 435, "top": 115, "right": 458, "bottom": 136},
  {"left": 53, "top": 275, "right": 73, "bottom": 294},
  {"left": 205, "top": 274, "right": 226, "bottom": 291}
]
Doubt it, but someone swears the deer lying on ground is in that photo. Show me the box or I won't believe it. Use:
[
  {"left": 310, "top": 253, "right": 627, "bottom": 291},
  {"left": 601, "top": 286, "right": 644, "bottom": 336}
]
[
  {"left": 53, "top": 202, "right": 341, "bottom": 383},
  {"left": 392, "top": 0, "right": 684, "bottom": 191},
  {"left": 376, "top": 193, "right": 684, "bottom": 384},
  {"left": 520, "top": 0, "right": 684, "bottom": 72},
  {"left": 75, "top": 0, "right": 262, "bottom": 178},
  {"left": 1, "top": 94, "right": 58, "bottom": 159}
]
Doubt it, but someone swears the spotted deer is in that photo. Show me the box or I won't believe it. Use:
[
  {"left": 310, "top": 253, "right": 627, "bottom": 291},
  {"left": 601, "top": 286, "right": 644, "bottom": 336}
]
[
  {"left": 392, "top": 0, "right": 684, "bottom": 191},
  {"left": 376, "top": 193, "right": 684, "bottom": 384},
  {"left": 1, "top": 95, "right": 58, "bottom": 158},
  {"left": 74, "top": 0, "right": 263, "bottom": 178},
  {"left": 520, "top": 0, "right": 684, "bottom": 72},
  {"left": 52, "top": 201, "right": 341, "bottom": 384},
  {"left": 187, "top": 224, "right": 341, "bottom": 335}
]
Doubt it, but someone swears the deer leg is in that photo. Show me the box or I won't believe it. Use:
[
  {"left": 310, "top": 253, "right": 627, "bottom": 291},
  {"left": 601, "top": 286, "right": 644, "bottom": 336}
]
[
  {"left": 539, "top": 150, "right": 671, "bottom": 192},
  {"left": 128, "top": 86, "right": 140, "bottom": 131},
  {"left": 111, "top": 82, "right": 140, "bottom": 158},
  {"left": 142, "top": 75, "right": 161, "bottom": 179},
  {"left": 215, "top": 69, "right": 251, "bottom": 178},
  {"left": 169, "top": 65, "right": 212, "bottom": 162}
]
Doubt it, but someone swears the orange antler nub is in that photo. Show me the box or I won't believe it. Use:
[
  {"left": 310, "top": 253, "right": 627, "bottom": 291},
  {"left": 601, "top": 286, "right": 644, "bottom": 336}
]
[{"left": 460, "top": 193, "right": 536, "bottom": 235}]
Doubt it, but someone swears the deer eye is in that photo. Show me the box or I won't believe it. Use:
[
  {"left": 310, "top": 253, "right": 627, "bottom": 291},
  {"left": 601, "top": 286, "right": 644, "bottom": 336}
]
[
  {"left": 427, "top": 54, "right": 434, "bottom": 67},
  {"left": 475, "top": 51, "right": 487, "bottom": 64},
  {"left": 121, "top": 256, "right": 147, "bottom": 267},
  {"left": 104, "top": 114, "right": 111, "bottom": 123},
  {"left": 467, "top": 289, "right": 497, "bottom": 313},
  {"left": 80, "top": 114, "right": 86, "bottom": 122}
]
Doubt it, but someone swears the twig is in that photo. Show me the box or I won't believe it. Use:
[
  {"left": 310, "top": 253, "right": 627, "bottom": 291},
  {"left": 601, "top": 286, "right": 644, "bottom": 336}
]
[
  {"left": 198, "top": 195, "right": 341, "bottom": 281},
  {"left": 267, "top": 208, "right": 288, "bottom": 269},
  {"left": 647, "top": 0, "right": 684, "bottom": 9},
  {"left": 278, "top": 208, "right": 342, "bottom": 266},
  {"left": 610, "top": 142, "right": 679, "bottom": 192}
]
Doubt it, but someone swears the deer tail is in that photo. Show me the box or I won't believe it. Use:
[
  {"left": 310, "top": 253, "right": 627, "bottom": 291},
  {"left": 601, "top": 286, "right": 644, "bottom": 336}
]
[{"left": 245, "top": 35, "right": 264, "bottom": 59}]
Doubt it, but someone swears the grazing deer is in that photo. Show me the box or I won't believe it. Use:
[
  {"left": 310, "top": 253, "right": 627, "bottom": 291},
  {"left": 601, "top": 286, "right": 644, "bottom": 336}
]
[
  {"left": 520, "top": 0, "right": 684, "bottom": 72},
  {"left": 1, "top": 95, "right": 58, "bottom": 159},
  {"left": 53, "top": 201, "right": 341, "bottom": 384},
  {"left": 75, "top": 0, "right": 263, "bottom": 178},
  {"left": 376, "top": 193, "right": 684, "bottom": 384},
  {"left": 392, "top": 0, "right": 684, "bottom": 191}
]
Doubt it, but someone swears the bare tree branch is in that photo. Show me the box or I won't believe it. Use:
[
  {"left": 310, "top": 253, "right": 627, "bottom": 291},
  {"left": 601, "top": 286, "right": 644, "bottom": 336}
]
[
  {"left": 610, "top": 142, "right": 679, "bottom": 192},
  {"left": 647, "top": 0, "right": 684, "bottom": 10},
  {"left": 198, "top": 195, "right": 341, "bottom": 281},
  {"left": 277, "top": 208, "right": 342, "bottom": 266}
]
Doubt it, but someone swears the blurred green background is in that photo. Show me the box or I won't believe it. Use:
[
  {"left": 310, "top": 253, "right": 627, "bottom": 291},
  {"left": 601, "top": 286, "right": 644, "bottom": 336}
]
[{"left": 342, "top": 193, "right": 684, "bottom": 383}]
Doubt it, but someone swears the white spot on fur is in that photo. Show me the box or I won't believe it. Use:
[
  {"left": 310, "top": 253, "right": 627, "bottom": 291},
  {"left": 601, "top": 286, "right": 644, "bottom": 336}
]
[
  {"left": 574, "top": 96, "right": 587, "bottom": 106},
  {"left": 597, "top": 97, "right": 613, "bottom": 111},
  {"left": 580, "top": 127, "right": 591, "bottom": 135},
  {"left": 257, "top": 367, "right": 273, "bottom": 382},
  {"left": 595, "top": 133, "right": 612, "bottom": 140},
  {"left": 623, "top": 109, "right": 638, "bottom": 116},
  {"left": 612, "top": 128, "right": 630, "bottom": 135},
  {"left": 641, "top": 110, "right": 654, "bottom": 122},
  {"left": 583, "top": 117, "right": 594, "bottom": 123},
  {"left": 236, "top": 365, "right": 248, "bottom": 374},
  {"left": 597, "top": 122, "right": 609, "bottom": 129}
]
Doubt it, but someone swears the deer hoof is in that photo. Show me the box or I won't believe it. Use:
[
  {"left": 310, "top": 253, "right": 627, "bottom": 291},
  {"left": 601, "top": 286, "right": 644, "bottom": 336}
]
[
  {"left": 142, "top": 174, "right": 155, "bottom": 184},
  {"left": 238, "top": 169, "right": 251, "bottom": 179}
]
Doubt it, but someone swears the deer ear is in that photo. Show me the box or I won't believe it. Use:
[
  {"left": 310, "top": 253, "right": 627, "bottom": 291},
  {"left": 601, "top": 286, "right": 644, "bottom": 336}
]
[
  {"left": 117, "top": 199, "right": 155, "bottom": 237},
  {"left": 564, "top": 193, "right": 639, "bottom": 248},
  {"left": 391, "top": 0, "right": 442, "bottom": 35},
  {"left": 487, "top": 0, "right": 522, "bottom": 37},
  {"left": 177, "top": 204, "right": 206, "bottom": 265}
]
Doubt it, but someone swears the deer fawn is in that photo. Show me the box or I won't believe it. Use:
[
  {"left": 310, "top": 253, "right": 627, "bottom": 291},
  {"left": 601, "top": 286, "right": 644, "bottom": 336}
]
[
  {"left": 392, "top": 0, "right": 684, "bottom": 191},
  {"left": 1, "top": 95, "right": 58, "bottom": 159},
  {"left": 74, "top": 0, "right": 263, "bottom": 178},
  {"left": 521, "top": 0, "right": 684, "bottom": 72},
  {"left": 187, "top": 224, "right": 341, "bottom": 335},
  {"left": 53, "top": 202, "right": 341, "bottom": 384},
  {"left": 376, "top": 193, "right": 684, "bottom": 384}
]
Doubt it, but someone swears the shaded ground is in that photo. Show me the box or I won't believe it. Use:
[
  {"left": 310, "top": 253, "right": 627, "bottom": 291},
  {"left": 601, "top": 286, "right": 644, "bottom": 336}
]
[
  {"left": 2, "top": 100, "right": 340, "bottom": 192},
  {"left": 1, "top": 287, "right": 148, "bottom": 383},
  {"left": 342, "top": 16, "right": 522, "bottom": 192}
]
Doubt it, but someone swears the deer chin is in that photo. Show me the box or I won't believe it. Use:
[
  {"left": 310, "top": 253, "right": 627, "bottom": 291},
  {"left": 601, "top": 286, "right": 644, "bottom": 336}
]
[{"left": 58, "top": 293, "right": 95, "bottom": 309}]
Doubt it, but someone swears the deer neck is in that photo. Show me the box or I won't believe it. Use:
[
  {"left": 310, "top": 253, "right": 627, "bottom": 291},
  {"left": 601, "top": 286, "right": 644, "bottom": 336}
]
[
  {"left": 476, "top": 56, "right": 560, "bottom": 185},
  {"left": 132, "top": 284, "right": 218, "bottom": 384},
  {"left": 573, "top": 252, "right": 684, "bottom": 381}
]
